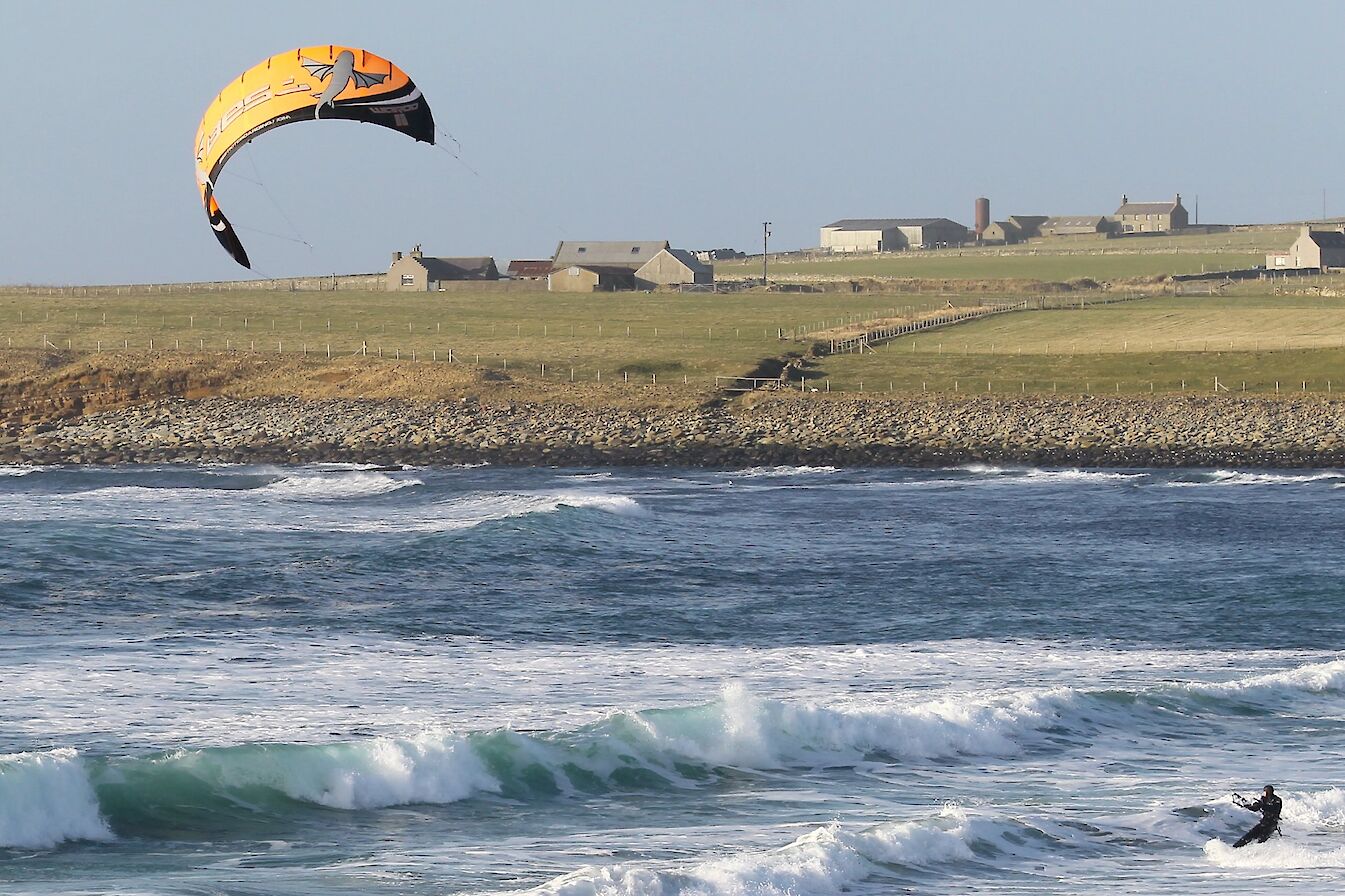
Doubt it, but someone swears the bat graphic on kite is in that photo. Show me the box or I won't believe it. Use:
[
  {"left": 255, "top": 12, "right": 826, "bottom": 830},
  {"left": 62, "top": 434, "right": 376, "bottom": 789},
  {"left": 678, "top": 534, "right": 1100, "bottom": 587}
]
[{"left": 195, "top": 45, "right": 435, "bottom": 268}]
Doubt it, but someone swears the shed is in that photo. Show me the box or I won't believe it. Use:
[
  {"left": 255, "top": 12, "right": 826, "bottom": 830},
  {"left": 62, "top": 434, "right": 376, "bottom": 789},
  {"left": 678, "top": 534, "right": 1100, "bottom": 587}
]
[
  {"left": 635, "top": 248, "right": 714, "bottom": 288},
  {"left": 547, "top": 265, "right": 638, "bottom": 293}
]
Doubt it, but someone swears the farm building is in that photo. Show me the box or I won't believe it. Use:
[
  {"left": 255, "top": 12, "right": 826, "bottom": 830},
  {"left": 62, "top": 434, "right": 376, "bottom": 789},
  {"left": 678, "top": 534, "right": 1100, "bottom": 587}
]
[
  {"left": 1266, "top": 226, "right": 1345, "bottom": 271},
  {"left": 505, "top": 259, "right": 553, "bottom": 280},
  {"left": 1041, "top": 216, "right": 1113, "bottom": 237},
  {"left": 387, "top": 247, "right": 499, "bottom": 291},
  {"left": 1112, "top": 194, "right": 1189, "bottom": 233},
  {"left": 981, "top": 215, "right": 1048, "bottom": 245},
  {"left": 634, "top": 248, "right": 713, "bottom": 288},
  {"left": 547, "top": 240, "right": 711, "bottom": 292},
  {"left": 820, "top": 218, "right": 968, "bottom": 252},
  {"left": 548, "top": 265, "right": 638, "bottom": 293}
]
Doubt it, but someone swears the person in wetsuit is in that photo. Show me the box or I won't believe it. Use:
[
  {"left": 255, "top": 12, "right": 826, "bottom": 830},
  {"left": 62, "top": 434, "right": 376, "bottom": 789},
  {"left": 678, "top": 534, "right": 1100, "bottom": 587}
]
[{"left": 1233, "top": 785, "right": 1282, "bottom": 847}]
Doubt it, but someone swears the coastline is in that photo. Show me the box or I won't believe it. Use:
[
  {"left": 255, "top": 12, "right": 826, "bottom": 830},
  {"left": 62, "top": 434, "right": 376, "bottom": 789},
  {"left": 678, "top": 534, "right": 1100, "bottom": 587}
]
[{"left": 3, "top": 393, "right": 1343, "bottom": 469}]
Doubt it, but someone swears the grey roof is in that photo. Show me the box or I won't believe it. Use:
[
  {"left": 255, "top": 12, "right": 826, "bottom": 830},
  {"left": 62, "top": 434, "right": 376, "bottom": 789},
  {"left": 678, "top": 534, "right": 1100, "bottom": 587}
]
[
  {"left": 986, "top": 220, "right": 1021, "bottom": 233},
  {"left": 412, "top": 256, "right": 498, "bottom": 280},
  {"left": 1044, "top": 216, "right": 1106, "bottom": 228},
  {"left": 824, "top": 218, "right": 957, "bottom": 230},
  {"left": 1116, "top": 200, "right": 1181, "bottom": 216},
  {"left": 1007, "top": 215, "right": 1048, "bottom": 227},
  {"left": 1307, "top": 230, "right": 1345, "bottom": 249},
  {"left": 553, "top": 240, "right": 669, "bottom": 269},
  {"left": 659, "top": 248, "right": 712, "bottom": 274}
]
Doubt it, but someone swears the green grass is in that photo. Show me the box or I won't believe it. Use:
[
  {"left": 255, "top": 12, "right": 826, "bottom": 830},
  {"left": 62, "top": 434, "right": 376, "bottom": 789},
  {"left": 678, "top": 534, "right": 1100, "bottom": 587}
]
[
  {"left": 0, "top": 288, "right": 961, "bottom": 391},
  {"left": 717, "top": 252, "right": 1263, "bottom": 282},
  {"left": 813, "top": 295, "right": 1345, "bottom": 394},
  {"left": 5, "top": 285, "right": 1344, "bottom": 399}
]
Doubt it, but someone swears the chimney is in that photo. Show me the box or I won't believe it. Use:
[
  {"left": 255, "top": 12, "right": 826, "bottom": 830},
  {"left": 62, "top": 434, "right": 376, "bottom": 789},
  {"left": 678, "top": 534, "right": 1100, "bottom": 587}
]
[
  {"left": 1121, "top": 194, "right": 1128, "bottom": 206},
  {"left": 411, "top": 244, "right": 423, "bottom": 258},
  {"left": 392, "top": 251, "right": 402, "bottom": 263},
  {"left": 1175, "top": 193, "right": 1182, "bottom": 206}
]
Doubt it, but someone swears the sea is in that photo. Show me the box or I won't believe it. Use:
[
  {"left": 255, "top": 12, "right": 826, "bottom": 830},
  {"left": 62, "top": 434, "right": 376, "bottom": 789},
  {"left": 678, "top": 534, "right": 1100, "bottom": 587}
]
[{"left": 2, "top": 462, "right": 1344, "bottom": 895}]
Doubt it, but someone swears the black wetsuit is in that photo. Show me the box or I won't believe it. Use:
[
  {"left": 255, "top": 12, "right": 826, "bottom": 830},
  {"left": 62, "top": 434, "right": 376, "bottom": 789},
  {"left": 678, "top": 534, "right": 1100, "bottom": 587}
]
[{"left": 1234, "top": 793, "right": 1282, "bottom": 847}]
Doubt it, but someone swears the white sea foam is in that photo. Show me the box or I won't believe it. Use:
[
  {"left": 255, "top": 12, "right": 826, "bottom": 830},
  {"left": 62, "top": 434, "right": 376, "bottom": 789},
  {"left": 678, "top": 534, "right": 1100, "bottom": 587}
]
[
  {"left": 1168, "top": 470, "right": 1345, "bottom": 488},
  {"left": 626, "top": 682, "right": 1077, "bottom": 768},
  {"left": 1286, "top": 787, "right": 1345, "bottom": 828},
  {"left": 731, "top": 466, "right": 841, "bottom": 478},
  {"left": 949, "top": 466, "right": 1144, "bottom": 485},
  {"left": 161, "top": 734, "right": 500, "bottom": 810},
  {"left": 1196, "top": 658, "right": 1345, "bottom": 700},
  {"left": 0, "top": 749, "right": 112, "bottom": 849},
  {"left": 0, "top": 465, "right": 43, "bottom": 477},
  {"left": 253, "top": 471, "right": 423, "bottom": 500},
  {"left": 321, "top": 490, "right": 643, "bottom": 534},
  {"left": 1204, "top": 837, "right": 1345, "bottom": 869},
  {"left": 524, "top": 809, "right": 1008, "bottom": 895}
]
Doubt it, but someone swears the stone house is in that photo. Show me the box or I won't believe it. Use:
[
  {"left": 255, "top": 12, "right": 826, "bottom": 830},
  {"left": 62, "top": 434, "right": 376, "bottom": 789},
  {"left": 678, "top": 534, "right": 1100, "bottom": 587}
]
[
  {"left": 1266, "top": 226, "right": 1345, "bottom": 271},
  {"left": 386, "top": 246, "right": 499, "bottom": 290},
  {"left": 1112, "top": 194, "right": 1189, "bottom": 233}
]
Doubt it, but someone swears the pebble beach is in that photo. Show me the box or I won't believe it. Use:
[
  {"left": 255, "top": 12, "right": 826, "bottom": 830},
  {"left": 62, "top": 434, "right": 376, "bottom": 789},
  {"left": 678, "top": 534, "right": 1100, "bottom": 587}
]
[{"left": 4, "top": 393, "right": 1343, "bottom": 468}]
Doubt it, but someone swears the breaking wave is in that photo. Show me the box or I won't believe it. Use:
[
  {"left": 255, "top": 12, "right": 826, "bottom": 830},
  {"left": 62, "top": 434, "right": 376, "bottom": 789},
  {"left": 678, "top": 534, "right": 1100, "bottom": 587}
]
[
  {"left": 1168, "top": 470, "right": 1345, "bottom": 487},
  {"left": 0, "top": 749, "right": 112, "bottom": 849},
  {"left": 521, "top": 808, "right": 1084, "bottom": 895}
]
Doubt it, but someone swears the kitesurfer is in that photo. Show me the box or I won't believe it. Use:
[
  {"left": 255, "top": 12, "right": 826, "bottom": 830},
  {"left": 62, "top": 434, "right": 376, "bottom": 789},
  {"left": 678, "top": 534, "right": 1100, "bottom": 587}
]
[{"left": 1232, "top": 785, "right": 1282, "bottom": 847}]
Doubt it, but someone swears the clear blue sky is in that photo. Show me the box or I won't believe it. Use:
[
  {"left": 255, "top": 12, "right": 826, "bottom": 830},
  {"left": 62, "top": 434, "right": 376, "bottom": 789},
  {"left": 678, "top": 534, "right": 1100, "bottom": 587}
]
[{"left": 2, "top": 0, "right": 1342, "bottom": 284}]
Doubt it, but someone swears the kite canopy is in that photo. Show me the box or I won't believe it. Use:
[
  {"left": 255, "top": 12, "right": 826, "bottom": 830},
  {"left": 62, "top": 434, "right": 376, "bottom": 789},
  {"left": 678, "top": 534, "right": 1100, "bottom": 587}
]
[{"left": 195, "top": 45, "right": 435, "bottom": 268}]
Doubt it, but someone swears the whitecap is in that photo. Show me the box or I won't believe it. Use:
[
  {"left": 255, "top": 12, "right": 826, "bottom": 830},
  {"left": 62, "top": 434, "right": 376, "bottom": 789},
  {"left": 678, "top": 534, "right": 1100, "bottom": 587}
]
[{"left": 0, "top": 748, "right": 113, "bottom": 849}]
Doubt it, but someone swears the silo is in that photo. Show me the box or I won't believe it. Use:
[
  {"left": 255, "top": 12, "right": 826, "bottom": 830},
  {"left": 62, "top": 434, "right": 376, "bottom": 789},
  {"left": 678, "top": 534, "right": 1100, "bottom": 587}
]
[{"left": 975, "top": 197, "right": 990, "bottom": 237}]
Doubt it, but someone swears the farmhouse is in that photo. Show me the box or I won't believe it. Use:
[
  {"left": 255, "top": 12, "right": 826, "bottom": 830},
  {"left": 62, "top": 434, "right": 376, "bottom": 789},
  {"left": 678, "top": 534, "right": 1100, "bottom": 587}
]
[
  {"left": 547, "top": 240, "right": 712, "bottom": 292},
  {"left": 820, "top": 218, "right": 968, "bottom": 253},
  {"left": 387, "top": 247, "right": 499, "bottom": 291},
  {"left": 1266, "top": 226, "right": 1345, "bottom": 271},
  {"left": 1113, "top": 194, "right": 1189, "bottom": 233}
]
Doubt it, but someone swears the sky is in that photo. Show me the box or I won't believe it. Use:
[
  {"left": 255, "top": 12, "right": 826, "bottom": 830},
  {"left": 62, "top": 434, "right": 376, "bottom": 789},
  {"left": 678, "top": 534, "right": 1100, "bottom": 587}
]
[{"left": 2, "top": 0, "right": 1343, "bottom": 285}]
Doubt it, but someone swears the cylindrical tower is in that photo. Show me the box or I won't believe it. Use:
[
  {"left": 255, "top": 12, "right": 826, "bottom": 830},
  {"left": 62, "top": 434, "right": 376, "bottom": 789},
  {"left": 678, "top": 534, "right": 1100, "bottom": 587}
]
[{"left": 975, "top": 197, "right": 990, "bottom": 237}]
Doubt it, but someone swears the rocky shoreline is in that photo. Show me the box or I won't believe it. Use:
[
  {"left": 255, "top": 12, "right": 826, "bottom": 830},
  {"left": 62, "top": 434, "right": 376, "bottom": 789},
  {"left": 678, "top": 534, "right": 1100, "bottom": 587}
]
[{"left": 2, "top": 394, "right": 1344, "bottom": 469}]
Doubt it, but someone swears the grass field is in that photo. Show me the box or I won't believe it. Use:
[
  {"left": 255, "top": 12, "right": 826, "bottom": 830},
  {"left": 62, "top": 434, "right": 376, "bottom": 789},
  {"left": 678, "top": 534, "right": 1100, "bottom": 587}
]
[
  {"left": 814, "top": 295, "right": 1345, "bottom": 394},
  {"left": 717, "top": 251, "right": 1264, "bottom": 282},
  {"left": 715, "top": 225, "right": 1302, "bottom": 282},
  {"left": 3, "top": 286, "right": 1343, "bottom": 400},
  {"left": 0, "top": 288, "right": 964, "bottom": 391}
]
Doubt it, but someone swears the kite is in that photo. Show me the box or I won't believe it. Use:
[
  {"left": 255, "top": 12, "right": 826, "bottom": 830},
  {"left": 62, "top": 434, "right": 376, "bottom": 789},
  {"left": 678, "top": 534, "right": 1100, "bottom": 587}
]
[{"left": 194, "top": 45, "right": 435, "bottom": 268}]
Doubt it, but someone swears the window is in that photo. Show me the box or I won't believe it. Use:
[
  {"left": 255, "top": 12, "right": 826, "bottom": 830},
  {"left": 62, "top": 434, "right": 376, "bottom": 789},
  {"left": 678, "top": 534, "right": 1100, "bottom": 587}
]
[
  {"left": 577, "top": 247, "right": 587, "bottom": 254},
  {"left": 631, "top": 246, "right": 641, "bottom": 254},
  {"left": 400, "top": 274, "right": 415, "bottom": 286}
]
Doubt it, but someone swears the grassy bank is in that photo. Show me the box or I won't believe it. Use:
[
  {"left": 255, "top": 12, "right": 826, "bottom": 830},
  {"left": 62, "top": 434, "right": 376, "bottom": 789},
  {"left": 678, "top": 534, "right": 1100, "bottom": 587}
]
[{"left": 813, "top": 295, "right": 1345, "bottom": 394}]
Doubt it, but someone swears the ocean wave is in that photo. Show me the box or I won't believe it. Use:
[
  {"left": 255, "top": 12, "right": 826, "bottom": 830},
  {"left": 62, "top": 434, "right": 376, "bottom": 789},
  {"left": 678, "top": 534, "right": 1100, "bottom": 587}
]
[
  {"left": 253, "top": 471, "right": 423, "bottom": 500},
  {"left": 1203, "top": 838, "right": 1345, "bottom": 869},
  {"left": 949, "top": 466, "right": 1145, "bottom": 484},
  {"left": 730, "top": 466, "right": 841, "bottom": 478},
  {"left": 522, "top": 809, "right": 1056, "bottom": 895},
  {"left": 0, "top": 749, "right": 112, "bottom": 849},
  {"left": 1167, "top": 470, "right": 1345, "bottom": 488},
  {"left": 22, "top": 660, "right": 1345, "bottom": 831},
  {"left": 1193, "top": 658, "right": 1345, "bottom": 701},
  {"left": 0, "top": 465, "right": 44, "bottom": 477},
  {"left": 323, "top": 491, "right": 643, "bottom": 534}
]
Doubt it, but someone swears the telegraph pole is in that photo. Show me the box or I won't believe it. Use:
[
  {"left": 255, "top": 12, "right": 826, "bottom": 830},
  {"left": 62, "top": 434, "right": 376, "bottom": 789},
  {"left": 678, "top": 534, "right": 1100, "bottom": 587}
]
[{"left": 762, "top": 221, "right": 771, "bottom": 285}]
